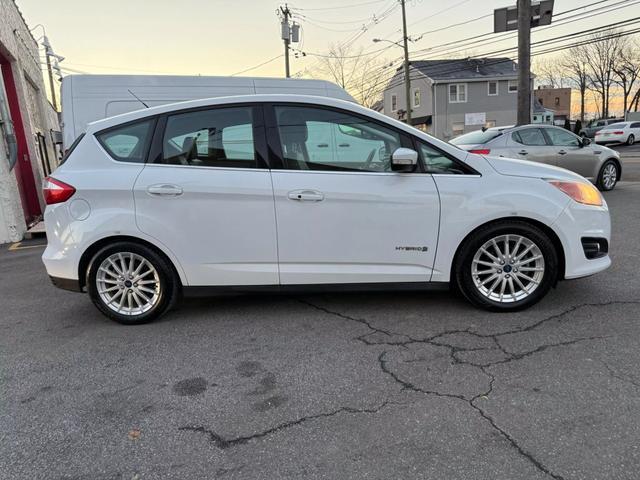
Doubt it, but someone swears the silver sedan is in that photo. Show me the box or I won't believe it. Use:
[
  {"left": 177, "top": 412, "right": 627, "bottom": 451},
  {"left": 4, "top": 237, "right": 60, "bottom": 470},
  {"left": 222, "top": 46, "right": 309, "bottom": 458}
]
[{"left": 451, "top": 125, "right": 622, "bottom": 190}]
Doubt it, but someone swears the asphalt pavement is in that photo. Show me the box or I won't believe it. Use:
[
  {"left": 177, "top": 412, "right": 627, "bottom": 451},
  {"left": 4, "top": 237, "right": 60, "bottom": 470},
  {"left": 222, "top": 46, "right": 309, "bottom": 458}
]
[{"left": 1, "top": 160, "right": 640, "bottom": 479}]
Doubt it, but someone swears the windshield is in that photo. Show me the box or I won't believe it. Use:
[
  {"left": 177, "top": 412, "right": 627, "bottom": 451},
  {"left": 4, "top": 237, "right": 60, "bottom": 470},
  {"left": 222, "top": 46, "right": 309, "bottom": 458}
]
[{"left": 450, "top": 129, "right": 503, "bottom": 145}]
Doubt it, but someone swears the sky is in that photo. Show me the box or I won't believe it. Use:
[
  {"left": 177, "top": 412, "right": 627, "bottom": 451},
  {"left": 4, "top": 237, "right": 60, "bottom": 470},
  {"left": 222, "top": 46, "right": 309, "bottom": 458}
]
[{"left": 14, "top": 0, "right": 640, "bottom": 113}]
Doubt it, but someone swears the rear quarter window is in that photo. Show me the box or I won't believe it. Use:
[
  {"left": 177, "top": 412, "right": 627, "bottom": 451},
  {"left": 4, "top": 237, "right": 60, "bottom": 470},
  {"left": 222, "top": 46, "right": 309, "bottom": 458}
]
[{"left": 96, "top": 118, "right": 155, "bottom": 163}]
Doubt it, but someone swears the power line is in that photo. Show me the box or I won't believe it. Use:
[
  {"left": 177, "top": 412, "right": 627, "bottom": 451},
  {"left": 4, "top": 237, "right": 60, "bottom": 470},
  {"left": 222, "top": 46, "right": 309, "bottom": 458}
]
[
  {"left": 230, "top": 54, "right": 284, "bottom": 76},
  {"left": 290, "top": 0, "right": 388, "bottom": 11}
]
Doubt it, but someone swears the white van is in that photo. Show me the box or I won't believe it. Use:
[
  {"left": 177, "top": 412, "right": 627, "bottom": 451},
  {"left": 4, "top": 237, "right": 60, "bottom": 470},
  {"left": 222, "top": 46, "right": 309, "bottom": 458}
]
[{"left": 60, "top": 75, "right": 355, "bottom": 148}]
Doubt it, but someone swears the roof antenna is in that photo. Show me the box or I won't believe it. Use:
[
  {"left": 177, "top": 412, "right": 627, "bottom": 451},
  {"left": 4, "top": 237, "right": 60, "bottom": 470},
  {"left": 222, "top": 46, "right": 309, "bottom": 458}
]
[{"left": 127, "top": 89, "right": 149, "bottom": 108}]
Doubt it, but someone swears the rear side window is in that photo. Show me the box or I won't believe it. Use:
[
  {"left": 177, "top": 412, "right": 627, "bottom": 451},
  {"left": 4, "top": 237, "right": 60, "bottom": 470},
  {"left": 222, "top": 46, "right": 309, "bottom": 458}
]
[{"left": 97, "top": 119, "right": 154, "bottom": 163}]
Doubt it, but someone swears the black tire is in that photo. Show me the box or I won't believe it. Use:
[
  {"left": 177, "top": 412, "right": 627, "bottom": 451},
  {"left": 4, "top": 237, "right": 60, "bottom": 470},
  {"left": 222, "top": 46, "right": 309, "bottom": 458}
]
[
  {"left": 627, "top": 134, "right": 635, "bottom": 146},
  {"left": 596, "top": 159, "right": 619, "bottom": 191},
  {"left": 454, "top": 221, "right": 558, "bottom": 312},
  {"left": 86, "top": 242, "right": 179, "bottom": 325}
]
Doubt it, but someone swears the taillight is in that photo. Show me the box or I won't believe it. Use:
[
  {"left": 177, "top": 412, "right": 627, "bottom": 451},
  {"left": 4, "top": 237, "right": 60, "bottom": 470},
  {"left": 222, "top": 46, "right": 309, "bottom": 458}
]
[
  {"left": 469, "top": 149, "right": 491, "bottom": 155},
  {"left": 613, "top": 131, "right": 624, "bottom": 134},
  {"left": 43, "top": 177, "right": 76, "bottom": 205}
]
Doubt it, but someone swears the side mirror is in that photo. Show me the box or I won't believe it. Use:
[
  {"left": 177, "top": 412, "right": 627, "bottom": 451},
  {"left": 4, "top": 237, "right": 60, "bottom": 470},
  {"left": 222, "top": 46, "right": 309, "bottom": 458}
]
[
  {"left": 390, "top": 147, "right": 418, "bottom": 172},
  {"left": 581, "top": 137, "right": 591, "bottom": 147}
]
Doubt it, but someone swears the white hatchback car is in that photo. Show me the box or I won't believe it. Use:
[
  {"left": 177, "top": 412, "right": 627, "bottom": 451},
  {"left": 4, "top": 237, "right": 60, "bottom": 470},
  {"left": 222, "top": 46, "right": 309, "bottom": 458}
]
[{"left": 42, "top": 95, "right": 611, "bottom": 324}]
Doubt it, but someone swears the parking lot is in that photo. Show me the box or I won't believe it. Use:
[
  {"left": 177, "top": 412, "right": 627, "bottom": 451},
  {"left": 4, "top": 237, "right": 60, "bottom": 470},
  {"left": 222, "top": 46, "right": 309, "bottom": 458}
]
[{"left": 1, "top": 148, "right": 640, "bottom": 480}]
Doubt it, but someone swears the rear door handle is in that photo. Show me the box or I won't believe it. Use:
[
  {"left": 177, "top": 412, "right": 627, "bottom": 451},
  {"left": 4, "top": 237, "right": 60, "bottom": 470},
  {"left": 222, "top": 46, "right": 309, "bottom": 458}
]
[
  {"left": 518, "top": 150, "right": 528, "bottom": 155},
  {"left": 288, "top": 189, "right": 325, "bottom": 202},
  {"left": 338, "top": 143, "right": 350, "bottom": 147},
  {"left": 147, "top": 184, "right": 183, "bottom": 196},
  {"left": 558, "top": 150, "right": 567, "bottom": 155}
]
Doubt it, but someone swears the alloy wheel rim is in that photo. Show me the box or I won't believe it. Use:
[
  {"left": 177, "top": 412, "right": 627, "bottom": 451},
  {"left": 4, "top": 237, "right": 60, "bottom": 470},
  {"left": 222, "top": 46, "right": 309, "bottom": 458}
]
[
  {"left": 96, "top": 252, "right": 161, "bottom": 316},
  {"left": 471, "top": 234, "right": 545, "bottom": 303},
  {"left": 603, "top": 164, "right": 617, "bottom": 189}
]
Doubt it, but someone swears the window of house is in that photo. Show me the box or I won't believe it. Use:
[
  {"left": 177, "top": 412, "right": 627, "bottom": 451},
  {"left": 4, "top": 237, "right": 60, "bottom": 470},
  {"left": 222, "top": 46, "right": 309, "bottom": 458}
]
[
  {"left": 508, "top": 80, "right": 518, "bottom": 93},
  {"left": 160, "top": 106, "right": 256, "bottom": 168},
  {"left": 449, "top": 83, "right": 467, "bottom": 103},
  {"left": 452, "top": 122, "right": 465, "bottom": 137},
  {"left": 413, "top": 88, "right": 421, "bottom": 107},
  {"left": 97, "top": 119, "right": 154, "bottom": 163},
  {"left": 488, "top": 81, "right": 498, "bottom": 96},
  {"left": 391, "top": 94, "right": 398, "bottom": 111},
  {"left": 554, "top": 97, "right": 560, "bottom": 105},
  {"left": 275, "top": 105, "right": 403, "bottom": 173}
]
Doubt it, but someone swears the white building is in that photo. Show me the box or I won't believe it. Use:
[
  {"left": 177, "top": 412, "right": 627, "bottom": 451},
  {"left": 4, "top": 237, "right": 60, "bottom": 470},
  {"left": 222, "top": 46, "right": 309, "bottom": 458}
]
[{"left": 0, "top": 0, "right": 60, "bottom": 243}]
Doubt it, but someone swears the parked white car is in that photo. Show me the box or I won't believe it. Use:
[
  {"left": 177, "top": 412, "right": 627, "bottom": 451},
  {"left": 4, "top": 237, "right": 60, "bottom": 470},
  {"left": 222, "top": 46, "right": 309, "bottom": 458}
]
[
  {"left": 42, "top": 95, "right": 611, "bottom": 324},
  {"left": 594, "top": 121, "right": 640, "bottom": 145}
]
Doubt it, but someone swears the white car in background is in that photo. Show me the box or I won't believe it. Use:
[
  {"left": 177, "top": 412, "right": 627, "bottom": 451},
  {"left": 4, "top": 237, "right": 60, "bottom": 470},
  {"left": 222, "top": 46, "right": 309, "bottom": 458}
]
[
  {"left": 42, "top": 95, "right": 611, "bottom": 324},
  {"left": 595, "top": 121, "right": 640, "bottom": 145}
]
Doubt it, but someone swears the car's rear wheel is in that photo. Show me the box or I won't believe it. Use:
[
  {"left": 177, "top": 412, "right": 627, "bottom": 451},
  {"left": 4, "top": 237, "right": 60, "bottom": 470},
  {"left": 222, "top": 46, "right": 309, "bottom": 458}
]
[
  {"left": 597, "top": 160, "right": 619, "bottom": 191},
  {"left": 455, "top": 221, "right": 558, "bottom": 311},
  {"left": 87, "top": 242, "right": 178, "bottom": 324},
  {"left": 627, "top": 134, "right": 635, "bottom": 146}
]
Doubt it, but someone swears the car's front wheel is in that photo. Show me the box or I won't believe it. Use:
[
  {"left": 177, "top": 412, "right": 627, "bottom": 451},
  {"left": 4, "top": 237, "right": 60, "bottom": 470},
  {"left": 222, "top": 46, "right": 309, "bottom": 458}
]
[
  {"left": 596, "top": 160, "right": 619, "bottom": 191},
  {"left": 87, "top": 242, "right": 178, "bottom": 324},
  {"left": 454, "top": 221, "right": 558, "bottom": 311}
]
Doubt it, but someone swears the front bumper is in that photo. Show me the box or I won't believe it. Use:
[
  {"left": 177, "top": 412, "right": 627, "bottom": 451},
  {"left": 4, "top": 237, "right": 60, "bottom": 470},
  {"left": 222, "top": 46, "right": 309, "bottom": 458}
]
[{"left": 552, "top": 199, "right": 611, "bottom": 280}]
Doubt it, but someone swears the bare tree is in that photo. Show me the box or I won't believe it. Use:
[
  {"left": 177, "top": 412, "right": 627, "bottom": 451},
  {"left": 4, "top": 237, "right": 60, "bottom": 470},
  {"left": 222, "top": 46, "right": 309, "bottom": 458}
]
[
  {"left": 582, "top": 29, "right": 625, "bottom": 118},
  {"left": 612, "top": 37, "right": 640, "bottom": 114},
  {"left": 533, "top": 57, "right": 565, "bottom": 88},
  {"left": 316, "top": 43, "right": 392, "bottom": 108},
  {"left": 561, "top": 48, "right": 590, "bottom": 122}
]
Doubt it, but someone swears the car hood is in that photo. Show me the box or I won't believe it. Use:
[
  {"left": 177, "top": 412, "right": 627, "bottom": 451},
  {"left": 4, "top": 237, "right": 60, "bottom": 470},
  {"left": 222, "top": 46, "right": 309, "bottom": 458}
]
[{"left": 484, "top": 155, "right": 586, "bottom": 181}]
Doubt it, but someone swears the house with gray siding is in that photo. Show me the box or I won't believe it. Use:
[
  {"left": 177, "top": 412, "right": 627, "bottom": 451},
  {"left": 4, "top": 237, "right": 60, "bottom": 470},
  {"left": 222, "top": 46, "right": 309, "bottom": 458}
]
[{"left": 383, "top": 58, "right": 523, "bottom": 140}]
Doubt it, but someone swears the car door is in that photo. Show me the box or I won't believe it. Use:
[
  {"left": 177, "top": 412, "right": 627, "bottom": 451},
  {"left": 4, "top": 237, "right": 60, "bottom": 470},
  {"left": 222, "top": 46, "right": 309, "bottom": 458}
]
[
  {"left": 133, "top": 104, "right": 279, "bottom": 286},
  {"left": 505, "top": 127, "right": 555, "bottom": 165},
  {"left": 542, "top": 127, "right": 593, "bottom": 178},
  {"left": 267, "top": 103, "right": 440, "bottom": 285},
  {"left": 630, "top": 122, "right": 640, "bottom": 140}
]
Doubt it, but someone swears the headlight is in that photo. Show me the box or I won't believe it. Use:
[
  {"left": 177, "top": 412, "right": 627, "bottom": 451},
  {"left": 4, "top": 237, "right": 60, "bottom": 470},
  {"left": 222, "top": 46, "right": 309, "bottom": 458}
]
[{"left": 547, "top": 180, "right": 603, "bottom": 206}]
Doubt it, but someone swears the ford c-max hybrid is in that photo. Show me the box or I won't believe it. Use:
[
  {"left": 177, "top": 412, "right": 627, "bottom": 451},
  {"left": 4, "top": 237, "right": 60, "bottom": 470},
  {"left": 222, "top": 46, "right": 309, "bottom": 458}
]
[{"left": 42, "top": 95, "right": 611, "bottom": 324}]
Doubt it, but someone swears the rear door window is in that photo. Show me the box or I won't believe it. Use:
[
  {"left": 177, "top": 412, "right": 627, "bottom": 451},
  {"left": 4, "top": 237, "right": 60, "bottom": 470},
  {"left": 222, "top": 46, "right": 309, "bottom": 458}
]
[
  {"left": 512, "top": 128, "right": 547, "bottom": 146},
  {"left": 97, "top": 119, "right": 154, "bottom": 163},
  {"left": 160, "top": 106, "right": 257, "bottom": 168}
]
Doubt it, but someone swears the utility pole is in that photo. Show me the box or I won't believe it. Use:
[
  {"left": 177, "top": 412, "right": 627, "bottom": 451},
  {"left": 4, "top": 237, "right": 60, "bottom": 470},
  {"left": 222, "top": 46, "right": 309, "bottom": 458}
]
[
  {"left": 280, "top": 5, "right": 292, "bottom": 78},
  {"left": 516, "top": 0, "right": 531, "bottom": 125},
  {"left": 400, "top": 0, "right": 412, "bottom": 124},
  {"left": 44, "top": 52, "right": 57, "bottom": 110}
]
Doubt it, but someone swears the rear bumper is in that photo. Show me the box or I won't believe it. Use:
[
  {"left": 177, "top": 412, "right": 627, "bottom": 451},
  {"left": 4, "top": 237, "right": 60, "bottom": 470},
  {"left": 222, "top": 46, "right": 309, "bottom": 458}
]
[
  {"left": 49, "top": 275, "right": 83, "bottom": 292},
  {"left": 552, "top": 199, "right": 611, "bottom": 280}
]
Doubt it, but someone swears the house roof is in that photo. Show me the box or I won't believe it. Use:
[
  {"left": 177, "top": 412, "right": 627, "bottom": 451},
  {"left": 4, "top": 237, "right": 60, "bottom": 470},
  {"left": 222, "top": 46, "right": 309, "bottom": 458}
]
[{"left": 410, "top": 58, "right": 518, "bottom": 81}]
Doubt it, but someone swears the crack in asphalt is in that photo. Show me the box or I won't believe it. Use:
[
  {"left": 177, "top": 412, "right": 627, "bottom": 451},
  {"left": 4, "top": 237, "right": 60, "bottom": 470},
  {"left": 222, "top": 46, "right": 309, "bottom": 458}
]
[
  {"left": 298, "top": 299, "right": 640, "bottom": 479},
  {"left": 600, "top": 360, "right": 640, "bottom": 389},
  {"left": 179, "top": 400, "right": 394, "bottom": 450}
]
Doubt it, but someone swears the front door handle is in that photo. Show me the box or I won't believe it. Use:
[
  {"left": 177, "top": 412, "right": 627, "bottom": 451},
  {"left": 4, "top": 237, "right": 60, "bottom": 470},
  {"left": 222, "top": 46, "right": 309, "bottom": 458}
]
[
  {"left": 288, "top": 189, "right": 325, "bottom": 202},
  {"left": 147, "top": 184, "right": 183, "bottom": 196},
  {"left": 518, "top": 150, "right": 528, "bottom": 155},
  {"left": 558, "top": 150, "right": 567, "bottom": 155}
]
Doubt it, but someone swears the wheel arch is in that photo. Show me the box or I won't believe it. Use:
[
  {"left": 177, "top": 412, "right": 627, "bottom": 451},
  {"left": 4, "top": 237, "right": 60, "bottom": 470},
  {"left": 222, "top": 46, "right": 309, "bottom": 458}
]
[
  {"left": 450, "top": 216, "right": 566, "bottom": 284},
  {"left": 78, "top": 235, "right": 185, "bottom": 291}
]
